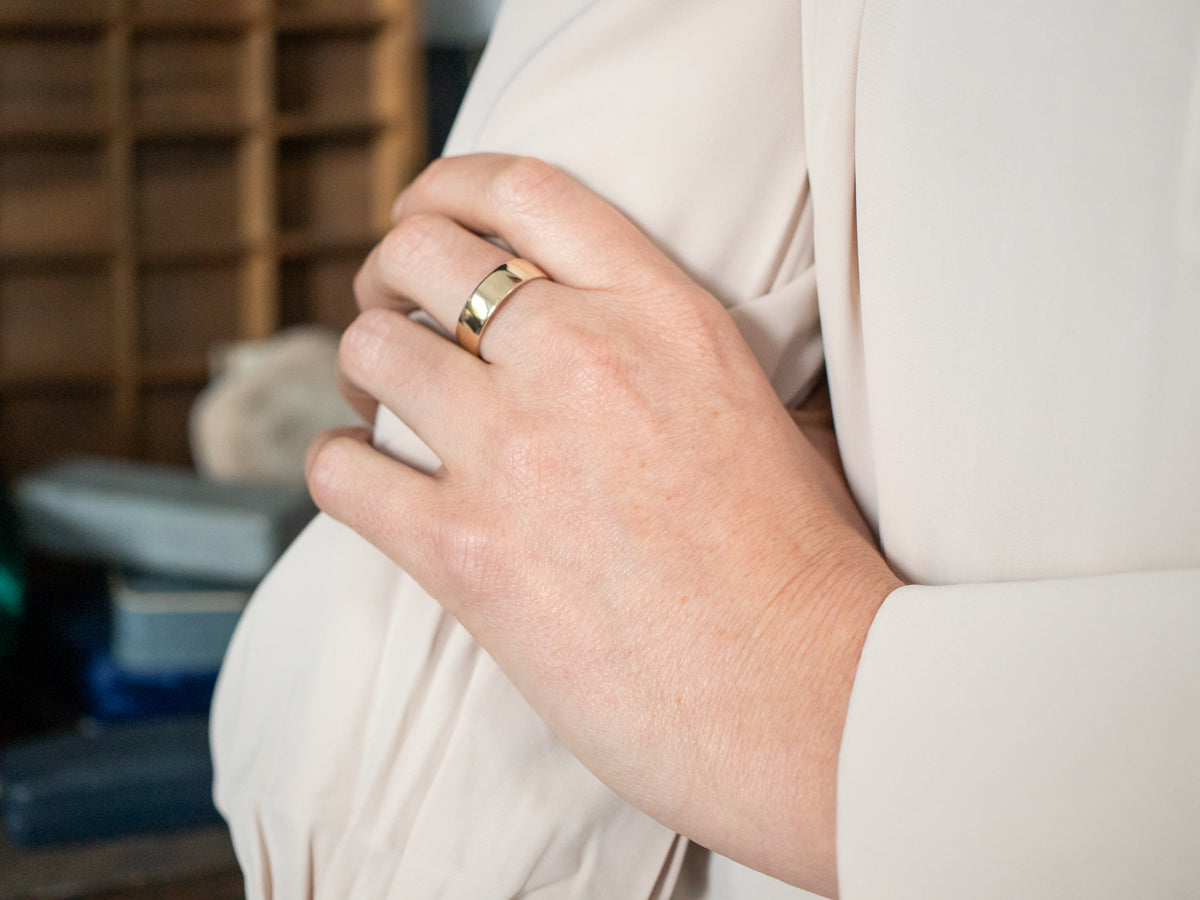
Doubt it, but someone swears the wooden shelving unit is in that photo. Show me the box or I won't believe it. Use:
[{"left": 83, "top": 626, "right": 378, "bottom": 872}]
[{"left": 0, "top": 0, "right": 425, "bottom": 476}]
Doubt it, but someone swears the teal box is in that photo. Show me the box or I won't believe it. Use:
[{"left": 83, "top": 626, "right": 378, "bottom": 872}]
[
  {"left": 110, "top": 571, "right": 249, "bottom": 674},
  {"left": 14, "top": 458, "right": 315, "bottom": 585}
]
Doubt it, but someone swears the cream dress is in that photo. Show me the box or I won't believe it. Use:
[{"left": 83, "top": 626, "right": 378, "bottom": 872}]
[{"left": 211, "top": 1, "right": 1200, "bottom": 896}]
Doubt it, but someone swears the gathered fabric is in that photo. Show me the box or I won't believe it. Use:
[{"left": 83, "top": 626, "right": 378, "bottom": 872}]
[{"left": 212, "top": 1, "right": 1200, "bottom": 897}]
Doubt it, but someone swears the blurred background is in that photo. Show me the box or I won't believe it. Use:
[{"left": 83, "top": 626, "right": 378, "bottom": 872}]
[{"left": 0, "top": 1, "right": 498, "bottom": 896}]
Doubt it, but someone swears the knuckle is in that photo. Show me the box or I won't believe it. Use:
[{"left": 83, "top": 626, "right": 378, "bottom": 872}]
[
  {"left": 496, "top": 424, "right": 553, "bottom": 488},
  {"left": 412, "top": 155, "right": 453, "bottom": 194},
  {"left": 433, "top": 509, "right": 511, "bottom": 599},
  {"left": 569, "top": 341, "right": 628, "bottom": 397},
  {"left": 548, "top": 315, "right": 639, "bottom": 398},
  {"left": 377, "top": 213, "right": 444, "bottom": 276},
  {"left": 694, "top": 306, "right": 753, "bottom": 374},
  {"left": 489, "top": 156, "right": 568, "bottom": 217},
  {"left": 677, "top": 303, "right": 728, "bottom": 355},
  {"left": 472, "top": 409, "right": 558, "bottom": 505},
  {"left": 648, "top": 289, "right": 733, "bottom": 365}
]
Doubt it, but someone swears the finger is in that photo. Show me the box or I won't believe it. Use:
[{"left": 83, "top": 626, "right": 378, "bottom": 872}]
[
  {"left": 305, "top": 428, "right": 444, "bottom": 586},
  {"left": 336, "top": 366, "right": 378, "bottom": 425},
  {"left": 394, "top": 154, "right": 679, "bottom": 292},
  {"left": 355, "top": 212, "right": 506, "bottom": 320},
  {"left": 339, "top": 306, "right": 493, "bottom": 463},
  {"left": 357, "top": 212, "right": 533, "bottom": 339},
  {"left": 305, "top": 424, "right": 373, "bottom": 452}
]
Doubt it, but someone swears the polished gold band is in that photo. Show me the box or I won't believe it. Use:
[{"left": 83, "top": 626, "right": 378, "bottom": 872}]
[{"left": 456, "top": 258, "right": 548, "bottom": 358}]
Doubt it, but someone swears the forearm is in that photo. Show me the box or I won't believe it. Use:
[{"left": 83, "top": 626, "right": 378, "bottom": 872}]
[{"left": 666, "top": 514, "right": 896, "bottom": 898}]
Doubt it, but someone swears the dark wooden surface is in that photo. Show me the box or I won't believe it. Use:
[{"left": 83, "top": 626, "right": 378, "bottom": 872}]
[{"left": 0, "top": 826, "right": 243, "bottom": 900}]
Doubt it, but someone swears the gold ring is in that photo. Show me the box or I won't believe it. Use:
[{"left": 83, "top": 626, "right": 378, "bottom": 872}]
[{"left": 456, "top": 259, "right": 548, "bottom": 358}]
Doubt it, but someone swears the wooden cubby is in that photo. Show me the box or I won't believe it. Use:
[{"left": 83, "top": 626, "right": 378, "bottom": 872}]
[{"left": 0, "top": 0, "right": 425, "bottom": 477}]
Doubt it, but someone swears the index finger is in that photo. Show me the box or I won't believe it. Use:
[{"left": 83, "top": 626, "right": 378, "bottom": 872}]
[{"left": 393, "top": 154, "right": 682, "bottom": 292}]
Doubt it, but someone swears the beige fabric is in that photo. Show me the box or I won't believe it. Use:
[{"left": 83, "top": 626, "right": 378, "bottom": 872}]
[{"left": 212, "top": 0, "right": 1200, "bottom": 896}]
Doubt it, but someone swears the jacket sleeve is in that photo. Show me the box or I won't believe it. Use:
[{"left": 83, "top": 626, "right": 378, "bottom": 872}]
[{"left": 838, "top": 571, "right": 1200, "bottom": 898}]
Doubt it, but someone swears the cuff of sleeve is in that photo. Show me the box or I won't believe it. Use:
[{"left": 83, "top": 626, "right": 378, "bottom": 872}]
[{"left": 836, "top": 569, "right": 1200, "bottom": 899}]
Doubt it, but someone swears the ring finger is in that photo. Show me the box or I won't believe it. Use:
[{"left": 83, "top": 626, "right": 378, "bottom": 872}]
[{"left": 356, "top": 212, "right": 546, "bottom": 355}]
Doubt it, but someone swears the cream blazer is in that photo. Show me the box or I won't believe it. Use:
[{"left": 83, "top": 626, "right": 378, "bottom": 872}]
[{"left": 211, "top": 1, "right": 1200, "bottom": 896}]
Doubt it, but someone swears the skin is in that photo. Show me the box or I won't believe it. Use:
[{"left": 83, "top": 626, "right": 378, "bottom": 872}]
[{"left": 306, "top": 153, "right": 901, "bottom": 898}]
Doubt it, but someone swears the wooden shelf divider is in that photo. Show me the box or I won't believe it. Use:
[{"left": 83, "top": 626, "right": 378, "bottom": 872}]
[{"left": 108, "top": 10, "right": 140, "bottom": 457}]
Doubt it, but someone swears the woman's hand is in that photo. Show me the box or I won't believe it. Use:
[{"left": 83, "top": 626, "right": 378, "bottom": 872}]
[{"left": 306, "top": 153, "right": 899, "bottom": 897}]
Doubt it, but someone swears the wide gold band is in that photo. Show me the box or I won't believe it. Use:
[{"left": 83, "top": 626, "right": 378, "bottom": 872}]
[{"left": 456, "top": 258, "right": 548, "bottom": 358}]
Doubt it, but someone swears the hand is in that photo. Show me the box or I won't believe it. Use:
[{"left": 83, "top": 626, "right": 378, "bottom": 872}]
[{"left": 307, "top": 154, "right": 900, "bottom": 897}]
